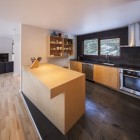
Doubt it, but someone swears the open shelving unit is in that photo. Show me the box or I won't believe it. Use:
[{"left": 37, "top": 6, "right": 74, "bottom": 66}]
[
  {"left": 47, "top": 36, "right": 73, "bottom": 57},
  {"left": 63, "top": 38, "right": 73, "bottom": 56}
]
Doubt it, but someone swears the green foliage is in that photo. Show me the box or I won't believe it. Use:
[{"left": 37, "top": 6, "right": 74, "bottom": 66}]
[
  {"left": 84, "top": 38, "right": 120, "bottom": 56},
  {"left": 100, "top": 38, "right": 120, "bottom": 56},
  {"left": 84, "top": 39, "right": 98, "bottom": 55}
]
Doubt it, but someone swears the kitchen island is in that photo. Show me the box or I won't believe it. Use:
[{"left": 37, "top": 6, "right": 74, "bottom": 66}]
[{"left": 22, "top": 63, "right": 85, "bottom": 134}]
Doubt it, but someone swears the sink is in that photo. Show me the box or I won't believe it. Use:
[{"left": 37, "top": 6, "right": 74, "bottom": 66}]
[{"left": 102, "top": 63, "right": 115, "bottom": 66}]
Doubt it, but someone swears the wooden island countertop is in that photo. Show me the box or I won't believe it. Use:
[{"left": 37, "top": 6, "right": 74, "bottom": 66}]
[{"left": 22, "top": 63, "right": 85, "bottom": 134}]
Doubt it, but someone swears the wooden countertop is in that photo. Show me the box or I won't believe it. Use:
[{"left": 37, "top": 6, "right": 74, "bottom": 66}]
[{"left": 23, "top": 63, "right": 84, "bottom": 91}]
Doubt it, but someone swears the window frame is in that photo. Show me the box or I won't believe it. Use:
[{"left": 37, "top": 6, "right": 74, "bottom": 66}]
[
  {"left": 83, "top": 37, "right": 121, "bottom": 57},
  {"left": 83, "top": 38, "right": 99, "bottom": 56},
  {"left": 100, "top": 37, "right": 120, "bottom": 56}
]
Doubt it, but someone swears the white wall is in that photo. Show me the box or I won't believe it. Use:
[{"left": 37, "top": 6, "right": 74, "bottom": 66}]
[
  {"left": 0, "top": 22, "right": 21, "bottom": 76},
  {"left": 21, "top": 24, "right": 76, "bottom": 67},
  {"left": 0, "top": 38, "right": 13, "bottom": 61},
  {"left": 13, "top": 24, "right": 21, "bottom": 76},
  {"left": 21, "top": 24, "right": 50, "bottom": 65}
]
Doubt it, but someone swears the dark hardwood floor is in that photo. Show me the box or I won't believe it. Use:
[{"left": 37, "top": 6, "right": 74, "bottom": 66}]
[{"left": 23, "top": 81, "right": 140, "bottom": 140}]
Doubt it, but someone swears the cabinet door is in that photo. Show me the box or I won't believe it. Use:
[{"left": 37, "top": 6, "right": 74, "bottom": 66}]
[
  {"left": 94, "top": 64, "right": 119, "bottom": 89},
  {"left": 70, "top": 61, "right": 82, "bottom": 73}
]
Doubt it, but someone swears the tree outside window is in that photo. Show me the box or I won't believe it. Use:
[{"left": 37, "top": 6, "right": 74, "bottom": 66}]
[
  {"left": 84, "top": 39, "right": 98, "bottom": 55},
  {"left": 100, "top": 38, "right": 120, "bottom": 56}
]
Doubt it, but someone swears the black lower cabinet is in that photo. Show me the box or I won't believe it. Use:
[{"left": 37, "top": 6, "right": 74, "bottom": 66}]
[
  {"left": 0, "top": 61, "right": 14, "bottom": 74},
  {"left": 0, "top": 63, "right": 6, "bottom": 74},
  {"left": 6, "top": 61, "right": 14, "bottom": 73}
]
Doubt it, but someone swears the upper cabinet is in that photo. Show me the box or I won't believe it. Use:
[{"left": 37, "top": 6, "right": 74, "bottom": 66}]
[
  {"left": 47, "top": 36, "right": 73, "bottom": 57},
  {"left": 64, "top": 38, "right": 73, "bottom": 56}
]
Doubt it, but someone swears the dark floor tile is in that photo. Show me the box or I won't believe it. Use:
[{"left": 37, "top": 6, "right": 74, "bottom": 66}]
[
  {"left": 104, "top": 98, "right": 140, "bottom": 137},
  {"left": 117, "top": 133, "right": 140, "bottom": 140},
  {"left": 86, "top": 82, "right": 117, "bottom": 110},
  {"left": 85, "top": 104, "right": 105, "bottom": 124},
  {"left": 100, "top": 121, "right": 140, "bottom": 140},
  {"left": 77, "top": 114, "right": 100, "bottom": 139},
  {"left": 22, "top": 80, "right": 140, "bottom": 140},
  {"left": 116, "top": 92, "right": 140, "bottom": 107},
  {"left": 23, "top": 94, "right": 41, "bottom": 120},
  {"left": 42, "top": 127, "right": 67, "bottom": 140},
  {"left": 33, "top": 116, "right": 54, "bottom": 137},
  {"left": 93, "top": 128, "right": 116, "bottom": 140},
  {"left": 66, "top": 124, "right": 93, "bottom": 140},
  {"left": 86, "top": 81, "right": 95, "bottom": 95},
  {"left": 110, "top": 94, "right": 140, "bottom": 120},
  {"left": 23, "top": 94, "right": 55, "bottom": 136},
  {"left": 86, "top": 96, "right": 109, "bottom": 116}
]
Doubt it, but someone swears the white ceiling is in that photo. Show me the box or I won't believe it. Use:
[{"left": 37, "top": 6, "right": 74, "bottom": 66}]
[
  {"left": 0, "top": 0, "right": 140, "bottom": 35},
  {"left": 0, "top": 20, "right": 20, "bottom": 38}
]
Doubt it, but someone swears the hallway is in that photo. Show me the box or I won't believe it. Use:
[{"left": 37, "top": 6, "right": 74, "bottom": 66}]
[{"left": 0, "top": 73, "right": 39, "bottom": 140}]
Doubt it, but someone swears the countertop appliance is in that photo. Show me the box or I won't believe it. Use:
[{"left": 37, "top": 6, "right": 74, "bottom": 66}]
[
  {"left": 120, "top": 68, "right": 140, "bottom": 97},
  {"left": 82, "top": 63, "right": 93, "bottom": 81}
]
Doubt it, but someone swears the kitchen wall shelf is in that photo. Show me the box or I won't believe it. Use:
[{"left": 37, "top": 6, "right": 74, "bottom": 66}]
[{"left": 47, "top": 36, "right": 73, "bottom": 57}]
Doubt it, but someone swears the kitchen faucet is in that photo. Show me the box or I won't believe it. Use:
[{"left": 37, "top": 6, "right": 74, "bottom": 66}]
[{"left": 106, "top": 54, "right": 110, "bottom": 63}]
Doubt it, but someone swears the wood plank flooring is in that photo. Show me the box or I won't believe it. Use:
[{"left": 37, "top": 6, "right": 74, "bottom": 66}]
[
  {"left": 24, "top": 80, "right": 140, "bottom": 140},
  {"left": 0, "top": 73, "right": 39, "bottom": 140},
  {"left": 1, "top": 73, "right": 140, "bottom": 140}
]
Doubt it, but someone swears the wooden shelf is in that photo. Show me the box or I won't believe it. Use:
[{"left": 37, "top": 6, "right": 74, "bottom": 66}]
[
  {"left": 50, "top": 35, "right": 62, "bottom": 39},
  {"left": 50, "top": 50, "right": 63, "bottom": 51},
  {"left": 50, "top": 43, "right": 63, "bottom": 45},
  {"left": 49, "top": 56, "right": 65, "bottom": 58},
  {"left": 47, "top": 36, "right": 73, "bottom": 57},
  {"left": 64, "top": 44, "right": 73, "bottom": 46}
]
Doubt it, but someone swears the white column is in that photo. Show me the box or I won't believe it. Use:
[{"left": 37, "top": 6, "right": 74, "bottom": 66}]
[{"left": 135, "top": 23, "right": 140, "bottom": 46}]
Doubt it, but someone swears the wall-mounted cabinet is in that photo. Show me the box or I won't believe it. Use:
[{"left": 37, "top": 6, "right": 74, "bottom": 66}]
[
  {"left": 64, "top": 38, "right": 73, "bottom": 56},
  {"left": 47, "top": 36, "right": 73, "bottom": 57}
]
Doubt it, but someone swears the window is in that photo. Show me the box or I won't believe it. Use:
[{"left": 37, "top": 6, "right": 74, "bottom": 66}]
[
  {"left": 84, "top": 39, "right": 98, "bottom": 55},
  {"left": 100, "top": 38, "right": 120, "bottom": 56}
]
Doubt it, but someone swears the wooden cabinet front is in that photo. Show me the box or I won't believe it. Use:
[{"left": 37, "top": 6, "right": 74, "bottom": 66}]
[
  {"left": 70, "top": 60, "right": 82, "bottom": 73},
  {"left": 94, "top": 64, "right": 119, "bottom": 89},
  {"left": 47, "top": 36, "right": 73, "bottom": 57}
]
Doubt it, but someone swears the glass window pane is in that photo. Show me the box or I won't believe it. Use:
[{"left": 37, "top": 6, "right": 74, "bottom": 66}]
[
  {"left": 84, "top": 39, "right": 98, "bottom": 55},
  {"left": 100, "top": 38, "right": 120, "bottom": 56}
]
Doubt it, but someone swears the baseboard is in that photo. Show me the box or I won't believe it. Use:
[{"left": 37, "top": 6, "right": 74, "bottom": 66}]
[
  {"left": 13, "top": 73, "right": 20, "bottom": 76},
  {"left": 20, "top": 92, "right": 42, "bottom": 140}
]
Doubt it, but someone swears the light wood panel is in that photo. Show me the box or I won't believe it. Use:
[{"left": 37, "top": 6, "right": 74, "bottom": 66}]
[
  {"left": 23, "top": 63, "right": 84, "bottom": 91},
  {"left": 22, "top": 63, "right": 85, "bottom": 134},
  {"left": 94, "top": 64, "right": 119, "bottom": 89},
  {"left": 47, "top": 36, "right": 73, "bottom": 57},
  {"left": 30, "top": 59, "right": 39, "bottom": 69},
  {"left": 0, "top": 73, "right": 39, "bottom": 140},
  {"left": 70, "top": 60, "right": 82, "bottom": 73}
]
